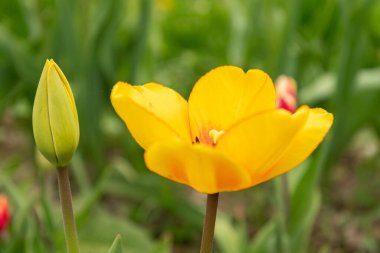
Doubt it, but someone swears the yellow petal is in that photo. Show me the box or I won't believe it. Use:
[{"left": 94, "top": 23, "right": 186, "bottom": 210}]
[
  {"left": 144, "top": 141, "right": 251, "bottom": 193},
  {"left": 188, "top": 66, "right": 275, "bottom": 143},
  {"left": 217, "top": 106, "right": 326, "bottom": 186},
  {"left": 258, "top": 107, "right": 333, "bottom": 183},
  {"left": 111, "top": 82, "right": 191, "bottom": 149}
]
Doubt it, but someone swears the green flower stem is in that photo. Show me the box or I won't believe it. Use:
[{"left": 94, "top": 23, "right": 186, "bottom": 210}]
[
  {"left": 275, "top": 177, "right": 290, "bottom": 253},
  {"left": 57, "top": 166, "right": 80, "bottom": 253},
  {"left": 200, "top": 193, "right": 219, "bottom": 253},
  {"left": 281, "top": 175, "right": 291, "bottom": 219}
]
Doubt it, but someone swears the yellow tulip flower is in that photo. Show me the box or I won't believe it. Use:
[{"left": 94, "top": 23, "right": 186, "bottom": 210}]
[
  {"left": 32, "top": 59, "right": 79, "bottom": 167},
  {"left": 111, "top": 66, "right": 333, "bottom": 194}
]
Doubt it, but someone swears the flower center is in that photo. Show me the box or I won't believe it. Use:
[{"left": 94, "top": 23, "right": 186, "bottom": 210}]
[{"left": 209, "top": 129, "right": 224, "bottom": 145}]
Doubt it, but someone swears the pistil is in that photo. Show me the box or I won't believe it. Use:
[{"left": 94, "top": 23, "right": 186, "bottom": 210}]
[{"left": 209, "top": 129, "right": 224, "bottom": 145}]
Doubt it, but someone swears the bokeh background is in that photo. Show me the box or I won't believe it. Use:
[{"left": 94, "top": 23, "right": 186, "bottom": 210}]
[{"left": 1, "top": 0, "right": 380, "bottom": 252}]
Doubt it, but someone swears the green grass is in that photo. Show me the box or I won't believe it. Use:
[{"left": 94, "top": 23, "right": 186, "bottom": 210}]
[{"left": 1, "top": 0, "right": 380, "bottom": 252}]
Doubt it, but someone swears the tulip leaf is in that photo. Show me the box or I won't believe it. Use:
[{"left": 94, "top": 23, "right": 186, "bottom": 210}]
[
  {"left": 289, "top": 191, "right": 321, "bottom": 253},
  {"left": 78, "top": 208, "right": 169, "bottom": 253},
  {"left": 107, "top": 235, "right": 123, "bottom": 253},
  {"left": 215, "top": 214, "right": 247, "bottom": 253},
  {"left": 300, "top": 67, "right": 380, "bottom": 105},
  {"left": 248, "top": 221, "right": 276, "bottom": 253}
]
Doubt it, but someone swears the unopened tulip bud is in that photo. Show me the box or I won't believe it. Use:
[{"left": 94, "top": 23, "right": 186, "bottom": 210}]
[
  {"left": 0, "top": 194, "right": 10, "bottom": 233},
  {"left": 35, "top": 149, "right": 55, "bottom": 171},
  {"left": 32, "top": 59, "right": 79, "bottom": 167},
  {"left": 275, "top": 75, "right": 297, "bottom": 113}
]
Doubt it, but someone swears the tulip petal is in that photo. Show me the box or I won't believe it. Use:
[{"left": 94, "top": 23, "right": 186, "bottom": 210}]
[
  {"left": 144, "top": 141, "right": 251, "bottom": 193},
  {"left": 216, "top": 106, "right": 332, "bottom": 186},
  {"left": 47, "top": 63, "right": 79, "bottom": 166},
  {"left": 188, "top": 66, "right": 275, "bottom": 143},
  {"left": 33, "top": 61, "right": 57, "bottom": 164},
  {"left": 111, "top": 82, "right": 191, "bottom": 149},
  {"left": 259, "top": 108, "right": 333, "bottom": 183},
  {"left": 51, "top": 60, "right": 79, "bottom": 139}
]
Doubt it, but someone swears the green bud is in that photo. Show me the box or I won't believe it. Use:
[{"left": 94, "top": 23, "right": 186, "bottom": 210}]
[
  {"left": 32, "top": 59, "right": 79, "bottom": 167},
  {"left": 35, "top": 148, "right": 55, "bottom": 171}
]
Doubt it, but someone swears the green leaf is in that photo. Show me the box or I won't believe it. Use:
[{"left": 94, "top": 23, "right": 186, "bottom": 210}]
[
  {"left": 289, "top": 191, "right": 321, "bottom": 253},
  {"left": 215, "top": 214, "right": 247, "bottom": 253},
  {"left": 78, "top": 208, "right": 167, "bottom": 253},
  {"left": 107, "top": 235, "right": 123, "bottom": 253},
  {"left": 248, "top": 221, "right": 276, "bottom": 253}
]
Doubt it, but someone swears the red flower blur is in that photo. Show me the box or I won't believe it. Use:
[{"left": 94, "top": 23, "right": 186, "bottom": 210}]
[
  {"left": 276, "top": 75, "right": 297, "bottom": 113},
  {"left": 0, "top": 194, "right": 10, "bottom": 233}
]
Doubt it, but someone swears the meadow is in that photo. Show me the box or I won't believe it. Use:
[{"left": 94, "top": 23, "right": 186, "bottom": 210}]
[{"left": 0, "top": 0, "right": 380, "bottom": 252}]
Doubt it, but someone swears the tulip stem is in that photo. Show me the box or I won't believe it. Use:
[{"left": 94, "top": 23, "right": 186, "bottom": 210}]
[
  {"left": 281, "top": 175, "right": 291, "bottom": 219},
  {"left": 57, "top": 166, "right": 80, "bottom": 253},
  {"left": 275, "top": 176, "right": 290, "bottom": 253},
  {"left": 200, "top": 193, "right": 219, "bottom": 253}
]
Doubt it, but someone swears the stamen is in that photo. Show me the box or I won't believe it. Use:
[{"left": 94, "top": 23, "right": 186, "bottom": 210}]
[{"left": 209, "top": 129, "right": 224, "bottom": 145}]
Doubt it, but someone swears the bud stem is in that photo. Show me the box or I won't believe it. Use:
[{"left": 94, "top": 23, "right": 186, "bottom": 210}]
[
  {"left": 200, "top": 193, "right": 219, "bottom": 253},
  {"left": 57, "top": 166, "right": 80, "bottom": 253}
]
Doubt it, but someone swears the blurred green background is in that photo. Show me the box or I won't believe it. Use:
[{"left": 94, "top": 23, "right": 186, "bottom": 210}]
[{"left": 1, "top": 0, "right": 380, "bottom": 252}]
